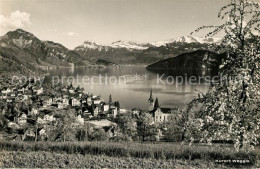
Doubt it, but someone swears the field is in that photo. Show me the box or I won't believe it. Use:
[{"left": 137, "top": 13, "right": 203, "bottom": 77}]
[
  {"left": 0, "top": 141, "right": 259, "bottom": 168},
  {"left": 0, "top": 151, "right": 225, "bottom": 168}
]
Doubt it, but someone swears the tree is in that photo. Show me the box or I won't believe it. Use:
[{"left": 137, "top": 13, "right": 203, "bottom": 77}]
[
  {"left": 114, "top": 112, "right": 136, "bottom": 140},
  {"left": 114, "top": 101, "right": 120, "bottom": 109},
  {"left": 136, "top": 112, "right": 157, "bottom": 142},
  {"left": 187, "top": 0, "right": 260, "bottom": 151},
  {"left": 88, "top": 128, "right": 109, "bottom": 141},
  {"left": 55, "top": 109, "right": 78, "bottom": 141},
  {"left": 163, "top": 112, "right": 185, "bottom": 142},
  {"left": 76, "top": 128, "right": 87, "bottom": 141}
]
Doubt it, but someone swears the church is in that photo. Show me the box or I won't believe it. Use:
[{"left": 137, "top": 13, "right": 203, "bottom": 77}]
[{"left": 148, "top": 89, "right": 173, "bottom": 123}]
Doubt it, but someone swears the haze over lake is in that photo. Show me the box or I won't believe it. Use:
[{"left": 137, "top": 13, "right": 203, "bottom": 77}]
[{"left": 48, "top": 66, "right": 209, "bottom": 110}]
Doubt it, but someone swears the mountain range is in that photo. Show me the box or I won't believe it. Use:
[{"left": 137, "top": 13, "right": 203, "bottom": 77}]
[
  {"left": 74, "top": 36, "right": 220, "bottom": 65},
  {"left": 0, "top": 29, "right": 222, "bottom": 75},
  {"left": 75, "top": 36, "right": 221, "bottom": 51}
]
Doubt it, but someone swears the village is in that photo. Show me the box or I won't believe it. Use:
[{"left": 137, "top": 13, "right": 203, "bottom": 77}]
[{"left": 0, "top": 76, "right": 180, "bottom": 141}]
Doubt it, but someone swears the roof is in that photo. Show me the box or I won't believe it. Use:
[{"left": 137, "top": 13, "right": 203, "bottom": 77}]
[{"left": 159, "top": 107, "right": 172, "bottom": 114}]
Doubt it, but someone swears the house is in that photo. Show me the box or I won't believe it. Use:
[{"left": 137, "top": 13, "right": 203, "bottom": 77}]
[
  {"left": 10, "top": 92, "right": 16, "bottom": 98},
  {"left": 61, "top": 87, "right": 67, "bottom": 92},
  {"left": 43, "top": 114, "right": 56, "bottom": 122},
  {"left": 29, "top": 107, "right": 39, "bottom": 116},
  {"left": 39, "top": 128, "right": 47, "bottom": 140},
  {"left": 154, "top": 108, "right": 172, "bottom": 123},
  {"left": 67, "top": 83, "right": 75, "bottom": 94},
  {"left": 34, "top": 87, "right": 43, "bottom": 95},
  {"left": 119, "top": 108, "right": 127, "bottom": 114},
  {"left": 75, "top": 85, "right": 84, "bottom": 93},
  {"left": 43, "top": 98, "right": 53, "bottom": 107},
  {"left": 22, "top": 129, "right": 35, "bottom": 141},
  {"left": 1, "top": 93, "right": 7, "bottom": 99},
  {"left": 132, "top": 108, "right": 141, "bottom": 115},
  {"left": 76, "top": 115, "right": 84, "bottom": 125},
  {"left": 37, "top": 117, "right": 45, "bottom": 124},
  {"left": 69, "top": 98, "right": 81, "bottom": 107},
  {"left": 68, "top": 89, "right": 75, "bottom": 94},
  {"left": 103, "top": 104, "right": 109, "bottom": 112},
  {"left": 17, "top": 113, "right": 27, "bottom": 125},
  {"left": 57, "top": 103, "right": 65, "bottom": 109},
  {"left": 2, "top": 88, "right": 12, "bottom": 94},
  {"left": 94, "top": 99, "right": 102, "bottom": 105},
  {"left": 6, "top": 99, "right": 13, "bottom": 103},
  {"left": 23, "top": 94, "right": 29, "bottom": 101},
  {"left": 108, "top": 106, "right": 118, "bottom": 118},
  {"left": 93, "top": 107, "right": 99, "bottom": 116},
  {"left": 87, "top": 97, "right": 92, "bottom": 106},
  {"left": 17, "top": 88, "right": 25, "bottom": 94},
  {"left": 15, "top": 96, "right": 24, "bottom": 103},
  {"left": 84, "top": 111, "right": 92, "bottom": 118}
]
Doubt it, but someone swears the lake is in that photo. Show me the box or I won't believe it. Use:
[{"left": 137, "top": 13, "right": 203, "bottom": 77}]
[{"left": 47, "top": 66, "right": 210, "bottom": 110}]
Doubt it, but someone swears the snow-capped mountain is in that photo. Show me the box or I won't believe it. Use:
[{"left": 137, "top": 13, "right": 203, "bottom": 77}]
[
  {"left": 174, "top": 36, "right": 222, "bottom": 44},
  {"left": 73, "top": 35, "right": 221, "bottom": 65},
  {"left": 151, "top": 40, "right": 175, "bottom": 47},
  {"left": 75, "top": 40, "right": 153, "bottom": 51},
  {"left": 75, "top": 41, "right": 109, "bottom": 52},
  {"left": 75, "top": 36, "right": 222, "bottom": 51},
  {"left": 151, "top": 36, "right": 222, "bottom": 47},
  {"left": 109, "top": 40, "right": 153, "bottom": 50}
]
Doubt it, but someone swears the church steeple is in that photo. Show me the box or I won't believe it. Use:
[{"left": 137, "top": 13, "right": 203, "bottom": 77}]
[
  {"left": 154, "top": 97, "right": 160, "bottom": 110},
  {"left": 148, "top": 89, "right": 154, "bottom": 103},
  {"left": 148, "top": 89, "right": 155, "bottom": 112},
  {"left": 109, "top": 94, "right": 113, "bottom": 105}
]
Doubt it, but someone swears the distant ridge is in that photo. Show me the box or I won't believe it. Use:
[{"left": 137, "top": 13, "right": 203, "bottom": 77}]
[
  {"left": 146, "top": 50, "right": 225, "bottom": 76},
  {"left": 73, "top": 36, "right": 220, "bottom": 65},
  {"left": 0, "top": 29, "right": 92, "bottom": 74}
]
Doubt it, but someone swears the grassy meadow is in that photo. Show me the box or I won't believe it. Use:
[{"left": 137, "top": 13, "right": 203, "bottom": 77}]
[
  {"left": 0, "top": 151, "right": 225, "bottom": 168},
  {"left": 0, "top": 141, "right": 259, "bottom": 168}
]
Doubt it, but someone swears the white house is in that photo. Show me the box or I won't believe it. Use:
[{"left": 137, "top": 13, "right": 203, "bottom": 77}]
[
  {"left": 103, "top": 105, "right": 109, "bottom": 112},
  {"left": 93, "top": 107, "right": 99, "bottom": 116},
  {"left": 154, "top": 108, "right": 172, "bottom": 123},
  {"left": 68, "top": 89, "right": 75, "bottom": 94},
  {"left": 29, "top": 108, "right": 39, "bottom": 116},
  {"left": 43, "top": 114, "right": 56, "bottom": 122},
  {"left": 94, "top": 99, "right": 102, "bottom": 105},
  {"left": 71, "top": 98, "right": 81, "bottom": 106},
  {"left": 76, "top": 115, "right": 84, "bottom": 125},
  {"left": 17, "top": 114, "right": 27, "bottom": 125},
  {"left": 34, "top": 87, "right": 43, "bottom": 95}
]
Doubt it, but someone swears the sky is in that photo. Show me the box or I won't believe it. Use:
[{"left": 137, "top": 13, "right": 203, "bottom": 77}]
[{"left": 0, "top": 0, "right": 231, "bottom": 49}]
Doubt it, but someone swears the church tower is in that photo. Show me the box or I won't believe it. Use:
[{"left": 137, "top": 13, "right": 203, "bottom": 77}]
[
  {"left": 148, "top": 89, "right": 154, "bottom": 112},
  {"left": 154, "top": 97, "right": 160, "bottom": 111},
  {"left": 109, "top": 94, "right": 113, "bottom": 105}
]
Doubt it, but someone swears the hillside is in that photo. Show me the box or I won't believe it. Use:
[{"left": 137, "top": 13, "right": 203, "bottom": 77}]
[
  {"left": 95, "top": 59, "right": 120, "bottom": 68},
  {"left": 0, "top": 29, "right": 91, "bottom": 75},
  {"left": 146, "top": 50, "right": 225, "bottom": 76}
]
